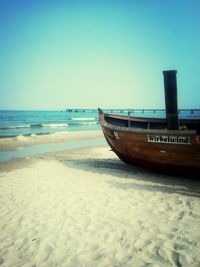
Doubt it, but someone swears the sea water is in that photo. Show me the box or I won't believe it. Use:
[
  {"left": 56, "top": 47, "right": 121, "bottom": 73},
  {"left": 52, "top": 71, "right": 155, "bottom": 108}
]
[
  {"left": 0, "top": 110, "right": 100, "bottom": 138},
  {"left": 0, "top": 109, "right": 200, "bottom": 138}
]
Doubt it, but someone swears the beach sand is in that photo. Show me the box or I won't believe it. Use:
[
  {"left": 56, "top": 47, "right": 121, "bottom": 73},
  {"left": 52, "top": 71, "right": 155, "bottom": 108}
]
[{"left": 0, "top": 142, "right": 200, "bottom": 266}]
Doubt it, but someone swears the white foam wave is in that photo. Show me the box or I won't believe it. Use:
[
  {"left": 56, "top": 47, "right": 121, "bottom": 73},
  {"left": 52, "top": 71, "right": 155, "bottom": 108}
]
[
  {"left": 77, "top": 122, "right": 97, "bottom": 125},
  {"left": 42, "top": 123, "right": 68, "bottom": 127},
  {"left": 71, "top": 117, "right": 96, "bottom": 121},
  {"left": 0, "top": 123, "right": 69, "bottom": 129},
  {"left": 30, "top": 134, "right": 37, "bottom": 137},
  {"left": 15, "top": 135, "right": 28, "bottom": 141},
  {"left": 51, "top": 131, "right": 69, "bottom": 136},
  {"left": 13, "top": 125, "right": 30, "bottom": 129}
]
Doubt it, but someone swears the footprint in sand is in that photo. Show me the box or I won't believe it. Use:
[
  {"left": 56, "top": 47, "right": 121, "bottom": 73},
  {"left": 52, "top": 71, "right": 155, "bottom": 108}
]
[
  {"left": 36, "top": 245, "right": 53, "bottom": 262},
  {"left": 178, "top": 211, "right": 185, "bottom": 220},
  {"left": 175, "top": 199, "right": 183, "bottom": 205},
  {"left": 0, "top": 257, "right": 4, "bottom": 265},
  {"left": 171, "top": 250, "right": 182, "bottom": 267},
  {"left": 188, "top": 211, "right": 200, "bottom": 219},
  {"left": 134, "top": 239, "right": 152, "bottom": 251},
  {"left": 174, "top": 242, "right": 189, "bottom": 251}
]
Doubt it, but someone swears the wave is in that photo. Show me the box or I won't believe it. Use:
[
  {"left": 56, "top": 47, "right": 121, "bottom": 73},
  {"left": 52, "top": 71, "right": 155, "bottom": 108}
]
[
  {"left": 70, "top": 117, "right": 96, "bottom": 121},
  {"left": 0, "top": 125, "right": 30, "bottom": 130},
  {"left": 78, "top": 122, "right": 98, "bottom": 125},
  {"left": 9, "top": 131, "right": 69, "bottom": 140},
  {"left": 68, "top": 122, "right": 98, "bottom": 125},
  {"left": 0, "top": 123, "right": 69, "bottom": 130},
  {"left": 30, "top": 123, "right": 69, "bottom": 128},
  {"left": 15, "top": 135, "right": 29, "bottom": 141}
]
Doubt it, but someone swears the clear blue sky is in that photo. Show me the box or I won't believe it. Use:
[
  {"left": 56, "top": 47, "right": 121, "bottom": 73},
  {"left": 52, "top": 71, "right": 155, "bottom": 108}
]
[{"left": 0, "top": 0, "right": 200, "bottom": 110}]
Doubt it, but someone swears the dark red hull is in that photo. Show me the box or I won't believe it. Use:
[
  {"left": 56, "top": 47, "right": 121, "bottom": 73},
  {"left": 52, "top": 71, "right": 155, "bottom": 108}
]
[{"left": 99, "top": 109, "right": 200, "bottom": 174}]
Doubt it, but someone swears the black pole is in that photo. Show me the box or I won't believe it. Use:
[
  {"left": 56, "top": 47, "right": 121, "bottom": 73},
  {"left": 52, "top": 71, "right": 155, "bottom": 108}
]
[{"left": 163, "top": 70, "right": 179, "bottom": 130}]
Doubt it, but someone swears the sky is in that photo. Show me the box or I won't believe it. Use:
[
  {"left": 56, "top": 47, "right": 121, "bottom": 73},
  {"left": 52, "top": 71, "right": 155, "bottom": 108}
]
[{"left": 0, "top": 0, "right": 200, "bottom": 110}]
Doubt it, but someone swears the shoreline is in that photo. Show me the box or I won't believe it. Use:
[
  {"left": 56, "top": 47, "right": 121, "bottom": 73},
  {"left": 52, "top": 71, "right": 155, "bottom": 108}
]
[
  {"left": 0, "top": 130, "right": 105, "bottom": 163},
  {"left": 0, "top": 130, "right": 103, "bottom": 151}
]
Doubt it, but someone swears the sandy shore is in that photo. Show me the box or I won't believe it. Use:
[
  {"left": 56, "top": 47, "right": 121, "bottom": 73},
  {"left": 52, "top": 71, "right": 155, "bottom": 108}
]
[{"left": 0, "top": 144, "right": 200, "bottom": 266}]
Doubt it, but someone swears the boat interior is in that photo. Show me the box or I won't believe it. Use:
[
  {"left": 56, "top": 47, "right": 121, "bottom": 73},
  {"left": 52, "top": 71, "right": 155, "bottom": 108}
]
[{"left": 104, "top": 113, "right": 200, "bottom": 132}]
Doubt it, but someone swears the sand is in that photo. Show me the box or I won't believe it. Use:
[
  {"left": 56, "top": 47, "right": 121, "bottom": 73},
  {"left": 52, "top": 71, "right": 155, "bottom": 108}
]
[{"left": 0, "top": 144, "right": 200, "bottom": 266}]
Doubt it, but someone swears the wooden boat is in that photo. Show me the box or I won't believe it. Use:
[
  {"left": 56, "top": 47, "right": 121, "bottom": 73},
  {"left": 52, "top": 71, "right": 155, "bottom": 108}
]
[{"left": 98, "top": 70, "right": 200, "bottom": 174}]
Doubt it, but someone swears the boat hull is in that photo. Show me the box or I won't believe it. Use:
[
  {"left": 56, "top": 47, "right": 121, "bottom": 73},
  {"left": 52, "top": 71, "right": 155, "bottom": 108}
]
[{"left": 99, "top": 112, "right": 200, "bottom": 174}]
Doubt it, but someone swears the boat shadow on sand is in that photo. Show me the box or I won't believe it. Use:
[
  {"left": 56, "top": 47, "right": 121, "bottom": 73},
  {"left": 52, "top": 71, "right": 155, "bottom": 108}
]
[{"left": 60, "top": 156, "right": 200, "bottom": 199}]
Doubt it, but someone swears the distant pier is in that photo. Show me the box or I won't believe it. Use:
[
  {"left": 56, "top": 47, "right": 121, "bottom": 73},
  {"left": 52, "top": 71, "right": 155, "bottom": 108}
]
[{"left": 65, "top": 108, "right": 200, "bottom": 114}]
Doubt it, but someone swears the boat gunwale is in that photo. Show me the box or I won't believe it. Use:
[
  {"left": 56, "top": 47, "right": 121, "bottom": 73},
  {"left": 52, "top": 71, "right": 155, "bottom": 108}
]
[
  {"left": 104, "top": 113, "right": 165, "bottom": 123},
  {"left": 102, "top": 122, "right": 196, "bottom": 135},
  {"left": 100, "top": 118, "right": 197, "bottom": 135},
  {"left": 104, "top": 113, "right": 200, "bottom": 124}
]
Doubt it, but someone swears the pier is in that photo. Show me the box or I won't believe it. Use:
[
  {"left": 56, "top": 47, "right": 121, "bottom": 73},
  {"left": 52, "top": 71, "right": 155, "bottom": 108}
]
[{"left": 65, "top": 108, "right": 200, "bottom": 115}]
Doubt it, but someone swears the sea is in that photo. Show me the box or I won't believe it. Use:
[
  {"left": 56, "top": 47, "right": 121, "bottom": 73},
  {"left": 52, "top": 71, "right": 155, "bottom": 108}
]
[
  {"left": 0, "top": 109, "right": 200, "bottom": 138},
  {"left": 0, "top": 110, "right": 100, "bottom": 138}
]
